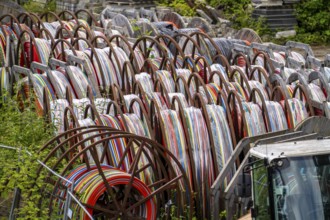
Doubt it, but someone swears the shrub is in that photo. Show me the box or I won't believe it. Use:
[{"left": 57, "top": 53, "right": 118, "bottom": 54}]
[
  {"left": 210, "top": 0, "right": 271, "bottom": 37},
  {"left": 294, "top": 0, "right": 330, "bottom": 44},
  {"left": 0, "top": 94, "right": 55, "bottom": 219},
  {"left": 158, "top": 0, "right": 196, "bottom": 16},
  {"left": 169, "top": 0, "right": 196, "bottom": 16},
  {"left": 23, "top": 0, "right": 56, "bottom": 14}
]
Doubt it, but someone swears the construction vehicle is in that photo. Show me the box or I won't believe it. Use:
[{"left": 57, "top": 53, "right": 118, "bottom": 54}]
[{"left": 211, "top": 116, "right": 330, "bottom": 220}]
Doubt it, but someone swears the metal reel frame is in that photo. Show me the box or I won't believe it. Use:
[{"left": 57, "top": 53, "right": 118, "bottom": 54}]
[{"left": 36, "top": 126, "right": 193, "bottom": 219}]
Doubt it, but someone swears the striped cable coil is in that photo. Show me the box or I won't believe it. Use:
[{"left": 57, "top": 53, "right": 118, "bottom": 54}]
[
  {"left": 205, "top": 104, "right": 233, "bottom": 177},
  {"left": 287, "top": 98, "right": 308, "bottom": 128},
  {"left": 264, "top": 101, "right": 288, "bottom": 132},
  {"left": 118, "top": 113, "right": 154, "bottom": 185},
  {"left": 159, "top": 109, "right": 193, "bottom": 193},
  {"left": 97, "top": 114, "right": 130, "bottom": 171},
  {"left": 64, "top": 164, "right": 156, "bottom": 220},
  {"left": 183, "top": 107, "right": 214, "bottom": 213}
]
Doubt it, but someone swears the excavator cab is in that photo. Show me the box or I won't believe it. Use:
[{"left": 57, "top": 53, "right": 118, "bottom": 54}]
[
  {"left": 211, "top": 117, "right": 330, "bottom": 220},
  {"left": 250, "top": 140, "right": 330, "bottom": 220}
]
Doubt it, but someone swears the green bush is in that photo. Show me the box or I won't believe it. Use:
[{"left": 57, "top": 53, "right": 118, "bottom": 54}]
[
  {"left": 23, "top": 0, "right": 56, "bottom": 15},
  {"left": 209, "top": 0, "right": 252, "bottom": 28},
  {"left": 158, "top": 0, "right": 196, "bottom": 17},
  {"left": 210, "top": 0, "right": 271, "bottom": 37},
  {"left": 0, "top": 94, "right": 55, "bottom": 219},
  {"left": 170, "top": 0, "right": 196, "bottom": 16},
  {"left": 294, "top": 0, "right": 330, "bottom": 44}
]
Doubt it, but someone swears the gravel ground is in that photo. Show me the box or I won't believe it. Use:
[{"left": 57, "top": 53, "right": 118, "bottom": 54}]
[{"left": 311, "top": 45, "right": 330, "bottom": 60}]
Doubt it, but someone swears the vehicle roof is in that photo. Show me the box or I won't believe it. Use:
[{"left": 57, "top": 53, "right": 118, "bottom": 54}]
[{"left": 250, "top": 138, "right": 330, "bottom": 162}]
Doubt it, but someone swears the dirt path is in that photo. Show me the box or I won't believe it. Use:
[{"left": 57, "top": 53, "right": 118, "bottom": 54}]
[{"left": 311, "top": 45, "right": 330, "bottom": 60}]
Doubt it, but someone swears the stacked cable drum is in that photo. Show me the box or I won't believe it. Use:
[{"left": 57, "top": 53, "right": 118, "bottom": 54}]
[{"left": 1, "top": 9, "right": 329, "bottom": 220}]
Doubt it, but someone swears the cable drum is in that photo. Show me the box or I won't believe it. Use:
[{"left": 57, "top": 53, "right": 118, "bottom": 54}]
[
  {"left": 169, "top": 93, "right": 189, "bottom": 111},
  {"left": 112, "top": 14, "right": 134, "bottom": 38},
  {"left": 145, "top": 92, "right": 168, "bottom": 111},
  {"left": 118, "top": 113, "right": 154, "bottom": 185},
  {"left": 198, "top": 83, "right": 221, "bottom": 104},
  {"left": 134, "top": 20, "right": 159, "bottom": 37},
  {"left": 31, "top": 73, "right": 56, "bottom": 111},
  {"left": 235, "top": 28, "right": 262, "bottom": 44},
  {"left": 158, "top": 108, "right": 194, "bottom": 206},
  {"left": 155, "top": 70, "right": 176, "bottom": 93},
  {"left": 308, "top": 83, "right": 326, "bottom": 103},
  {"left": 70, "top": 166, "right": 156, "bottom": 220},
  {"left": 49, "top": 69, "right": 76, "bottom": 99},
  {"left": 90, "top": 48, "right": 120, "bottom": 90},
  {"left": 135, "top": 72, "right": 154, "bottom": 93},
  {"left": 241, "top": 102, "right": 267, "bottom": 136},
  {"left": 187, "top": 17, "right": 215, "bottom": 37},
  {"left": 96, "top": 115, "right": 130, "bottom": 171},
  {"left": 123, "top": 94, "right": 142, "bottom": 117},
  {"left": 264, "top": 101, "right": 288, "bottom": 132},
  {"left": 210, "top": 64, "right": 228, "bottom": 83},
  {"left": 38, "top": 126, "right": 192, "bottom": 219},
  {"left": 181, "top": 106, "right": 214, "bottom": 216},
  {"left": 49, "top": 99, "right": 70, "bottom": 133},
  {"left": 287, "top": 98, "right": 309, "bottom": 128},
  {"left": 176, "top": 68, "right": 193, "bottom": 94},
  {"left": 34, "top": 38, "right": 51, "bottom": 65},
  {"left": 205, "top": 104, "right": 233, "bottom": 176},
  {"left": 67, "top": 66, "right": 96, "bottom": 99},
  {"left": 72, "top": 98, "right": 90, "bottom": 120},
  {"left": 77, "top": 118, "right": 103, "bottom": 163},
  {"left": 162, "top": 12, "right": 185, "bottom": 29}
]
